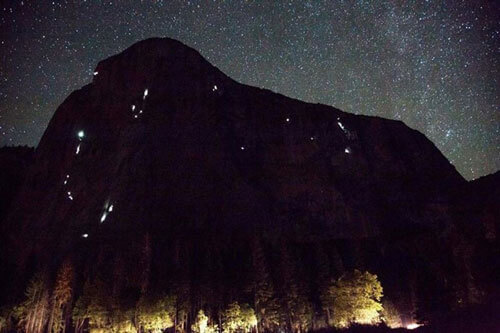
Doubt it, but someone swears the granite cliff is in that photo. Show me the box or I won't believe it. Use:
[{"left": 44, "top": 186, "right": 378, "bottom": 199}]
[{"left": 1, "top": 38, "right": 497, "bottom": 331}]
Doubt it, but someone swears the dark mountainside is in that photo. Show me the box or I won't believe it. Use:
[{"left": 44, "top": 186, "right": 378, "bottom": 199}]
[
  {"left": 0, "top": 38, "right": 498, "bottom": 332},
  {"left": 0, "top": 147, "right": 34, "bottom": 223}
]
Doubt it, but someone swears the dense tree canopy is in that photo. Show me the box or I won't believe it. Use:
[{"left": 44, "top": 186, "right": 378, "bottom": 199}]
[
  {"left": 14, "top": 272, "right": 50, "bottom": 333},
  {"left": 1, "top": 236, "right": 443, "bottom": 333},
  {"left": 136, "top": 295, "right": 176, "bottom": 333},
  {"left": 321, "top": 270, "right": 383, "bottom": 328},
  {"left": 191, "top": 310, "right": 218, "bottom": 333}
]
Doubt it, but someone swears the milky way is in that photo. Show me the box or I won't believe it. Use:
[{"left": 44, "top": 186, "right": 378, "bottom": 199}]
[{"left": 0, "top": 1, "right": 498, "bottom": 180}]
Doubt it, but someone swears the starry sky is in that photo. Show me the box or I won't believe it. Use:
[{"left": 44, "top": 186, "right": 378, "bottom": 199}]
[{"left": 0, "top": 1, "right": 498, "bottom": 180}]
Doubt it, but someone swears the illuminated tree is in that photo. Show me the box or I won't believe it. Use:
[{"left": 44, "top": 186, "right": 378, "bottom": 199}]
[
  {"left": 136, "top": 294, "right": 175, "bottom": 333},
  {"left": 110, "top": 309, "right": 136, "bottom": 333},
  {"left": 72, "top": 279, "right": 111, "bottom": 333},
  {"left": 252, "top": 239, "right": 281, "bottom": 331},
  {"left": 72, "top": 280, "right": 91, "bottom": 333},
  {"left": 15, "top": 271, "right": 50, "bottom": 333},
  {"left": 0, "top": 306, "right": 13, "bottom": 332},
  {"left": 48, "top": 261, "right": 73, "bottom": 333},
  {"left": 191, "top": 310, "right": 209, "bottom": 333},
  {"left": 0, "top": 308, "right": 8, "bottom": 332},
  {"left": 222, "top": 302, "right": 243, "bottom": 333},
  {"left": 322, "top": 270, "right": 383, "bottom": 328},
  {"left": 172, "top": 243, "right": 191, "bottom": 333},
  {"left": 85, "top": 282, "right": 111, "bottom": 332},
  {"left": 191, "top": 309, "right": 218, "bottom": 333},
  {"left": 173, "top": 278, "right": 190, "bottom": 333},
  {"left": 279, "top": 243, "right": 313, "bottom": 333},
  {"left": 240, "top": 303, "right": 258, "bottom": 332},
  {"left": 315, "top": 245, "right": 331, "bottom": 327},
  {"left": 221, "top": 302, "right": 257, "bottom": 333}
]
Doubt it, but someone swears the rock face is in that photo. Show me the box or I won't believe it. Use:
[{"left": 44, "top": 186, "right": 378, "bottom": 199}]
[
  {"left": 0, "top": 146, "right": 34, "bottom": 222},
  {"left": 451, "top": 171, "right": 500, "bottom": 295},
  {"left": 1, "top": 38, "right": 496, "bottom": 327}
]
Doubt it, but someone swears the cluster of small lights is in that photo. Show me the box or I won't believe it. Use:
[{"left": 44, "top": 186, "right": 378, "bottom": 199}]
[
  {"left": 132, "top": 89, "right": 148, "bottom": 119},
  {"left": 0, "top": 1, "right": 498, "bottom": 180},
  {"left": 337, "top": 121, "right": 346, "bottom": 133},
  {"left": 64, "top": 131, "right": 85, "bottom": 200},
  {"left": 237, "top": 113, "right": 350, "bottom": 154},
  {"left": 61, "top": 129, "right": 117, "bottom": 236},
  {"left": 100, "top": 202, "right": 114, "bottom": 223}
]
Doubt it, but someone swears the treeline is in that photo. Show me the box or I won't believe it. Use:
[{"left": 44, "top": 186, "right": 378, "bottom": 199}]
[
  {"left": 1, "top": 265, "right": 390, "bottom": 333},
  {"left": 1, "top": 228, "right": 476, "bottom": 333}
]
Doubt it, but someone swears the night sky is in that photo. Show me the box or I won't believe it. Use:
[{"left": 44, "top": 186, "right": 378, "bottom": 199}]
[{"left": 0, "top": 1, "right": 498, "bottom": 180}]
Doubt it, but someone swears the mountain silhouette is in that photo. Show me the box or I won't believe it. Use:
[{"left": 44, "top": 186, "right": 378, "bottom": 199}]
[{"left": 1, "top": 38, "right": 497, "bottom": 332}]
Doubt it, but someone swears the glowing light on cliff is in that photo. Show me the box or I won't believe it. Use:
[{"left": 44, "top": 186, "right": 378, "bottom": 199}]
[
  {"left": 139, "top": 110, "right": 143, "bottom": 114},
  {"left": 345, "top": 147, "right": 351, "bottom": 154},
  {"left": 134, "top": 115, "right": 138, "bottom": 119},
  {"left": 67, "top": 191, "right": 73, "bottom": 200},
  {"left": 406, "top": 323, "right": 421, "bottom": 330},
  {"left": 143, "top": 88, "right": 149, "bottom": 99},
  {"left": 77, "top": 130, "right": 85, "bottom": 140},
  {"left": 240, "top": 146, "right": 245, "bottom": 150},
  {"left": 132, "top": 105, "right": 136, "bottom": 111},
  {"left": 212, "top": 85, "right": 218, "bottom": 91},
  {"left": 64, "top": 174, "right": 69, "bottom": 185},
  {"left": 310, "top": 136, "right": 315, "bottom": 141},
  {"left": 286, "top": 117, "right": 290, "bottom": 122},
  {"left": 93, "top": 71, "right": 98, "bottom": 76},
  {"left": 75, "top": 144, "right": 81, "bottom": 155},
  {"left": 100, "top": 201, "right": 113, "bottom": 223},
  {"left": 82, "top": 233, "right": 89, "bottom": 238},
  {"left": 337, "top": 121, "right": 346, "bottom": 132}
]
